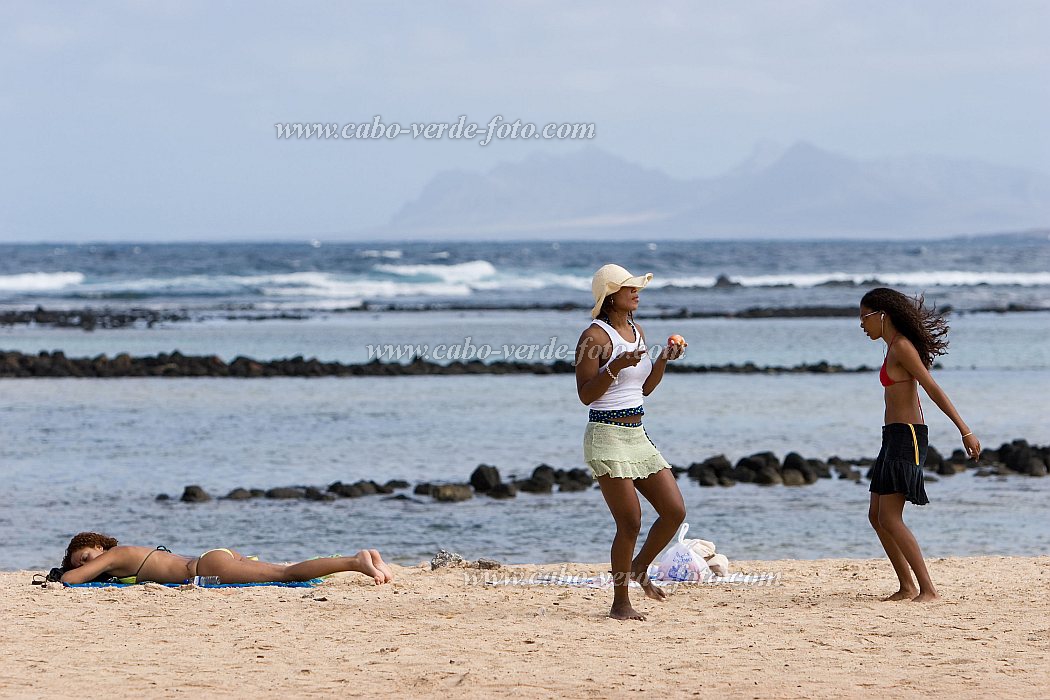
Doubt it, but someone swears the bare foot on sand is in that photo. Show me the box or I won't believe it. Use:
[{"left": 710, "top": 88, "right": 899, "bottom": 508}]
[
  {"left": 610, "top": 601, "right": 646, "bottom": 621},
  {"left": 882, "top": 587, "right": 919, "bottom": 601},
  {"left": 911, "top": 590, "right": 941, "bottom": 602},
  {"left": 631, "top": 570, "right": 667, "bottom": 602},
  {"left": 355, "top": 550, "right": 386, "bottom": 585},
  {"left": 369, "top": 549, "right": 395, "bottom": 583}
]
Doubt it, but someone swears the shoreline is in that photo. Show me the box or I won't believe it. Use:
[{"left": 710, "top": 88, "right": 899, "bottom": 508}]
[{"left": 5, "top": 555, "right": 1049, "bottom": 697}]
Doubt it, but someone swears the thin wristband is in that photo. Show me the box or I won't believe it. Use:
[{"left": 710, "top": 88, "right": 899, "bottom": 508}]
[{"left": 960, "top": 431, "right": 973, "bottom": 438}]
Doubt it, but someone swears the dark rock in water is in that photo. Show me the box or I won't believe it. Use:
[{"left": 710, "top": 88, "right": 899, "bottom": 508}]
[
  {"left": 516, "top": 465, "right": 559, "bottom": 493},
  {"left": 784, "top": 453, "right": 818, "bottom": 484},
  {"left": 370, "top": 480, "right": 393, "bottom": 495},
  {"left": 304, "top": 487, "right": 336, "bottom": 501},
  {"left": 713, "top": 274, "right": 741, "bottom": 288},
  {"left": 975, "top": 468, "right": 993, "bottom": 477},
  {"left": 670, "top": 465, "right": 687, "bottom": 478},
  {"left": 432, "top": 484, "right": 473, "bottom": 502},
  {"left": 717, "top": 475, "right": 736, "bottom": 487},
  {"left": 180, "top": 485, "right": 211, "bottom": 503},
  {"left": 693, "top": 465, "right": 719, "bottom": 487},
  {"left": 925, "top": 446, "right": 945, "bottom": 473},
  {"left": 830, "top": 458, "right": 860, "bottom": 482},
  {"left": 530, "top": 464, "right": 557, "bottom": 487},
  {"left": 516, "top": 477, "right": 553, "bottom": 494},
  {"left": 384, "top": 479, "right": 410, "bottom": 490},
  {"left": 224, "top": 488, "right": 253, "bottom": 500},
  {"left": 806, "top": 459, "right": 832, "bottom": 479},
  {"left": 489, "top": 482, "right": 518, "bottom": 499},
  {"left": 249, "top": 488, "right": 266, "bottom": 498},
  {"left": 783, "top": 452, "right": 807, "bottom": 472},
  {"left": 924, "top": 475, "right": 939, "bottom": 482},
  {"left": 383, "top": 494, "right": 423, "bottom": 503},
  {"left": 1000, "top": 440, "right": 1031, "bottom": 473},
  {"left": 470, "top": 464, "right": 502, "bottom": 493},
  {"left": 354, "top": 480, "right": 379, "bottom": 496},
  {"left": 328, "top": 481, "right": 364, "bottom": 498},
  {"left": 704, "top": 454, "right": 733, "bottom": 473},
  {"left": 781, "top": 468, "right": 806, "bottom": 486},
  {"left": 414, "top": 483, "right": 435, "bottom": 496},
  {"left": 732, "top": 456, "right": 762, "bottom": 483},
  {"left": 754, "top": 466, "right": 783, "bottom": 486},
  {"left": 1028, "top": 458, "right": 1047, "bottom": 477},
  {"left": 558, "top": 480, "right": 588, "bottom": 493},
  {"left": 155, "top": 493, "right": 170, "bottom": 501},
  {"left": 564, "top": 468, "right": 593, "bottom": 486},
  {"left": 749, "top": 451, "right": 782, "bottom": 471},
  {"left": 265, "top": 487, "right": 305, "bottom": 499}
]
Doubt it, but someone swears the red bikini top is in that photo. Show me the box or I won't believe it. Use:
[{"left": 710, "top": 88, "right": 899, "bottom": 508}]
[
  {"left": 880, "top": 333, "right": 925, "bottom": 421},
  {"left": 879, "top": 334, "right": 908, "bottom": 387}
]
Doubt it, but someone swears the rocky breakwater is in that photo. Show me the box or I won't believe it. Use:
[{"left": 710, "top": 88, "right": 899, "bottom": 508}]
[
  {"left": 158, "top": 440, "right": 1049, "bottom": 507},
  {"left": 0, "top": 349, "right": 867, "bottom": 378},
  {"left": 684, "top": 439, "right": 1050, "bottom": 487}
]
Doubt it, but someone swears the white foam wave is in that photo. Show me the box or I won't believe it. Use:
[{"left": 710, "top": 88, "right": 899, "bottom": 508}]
[
  {"left": 0, "top": 272, "right": 85, "bottom": 292},
  {"left": 374, "top": 260, "right": 498, "bottom": 284},
  {"left": 91, "top": 272, "right": 472, "bottom": 300},
  {"left": 259, "top": 277, "right": 471, "bottom": 299},
  {"left": 7, "top": 267, "right": 1046, "bottom": 303},
  {"left": 471, "top": 272, "right": 590, "bottom": 292}
]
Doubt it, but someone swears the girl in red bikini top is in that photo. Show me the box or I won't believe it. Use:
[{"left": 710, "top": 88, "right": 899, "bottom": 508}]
[
  {"left": 860, "top": 287, "right": 982, "bottom": 604},
  {"left": 860, "top": 287, "right": 980, "bottom": 455}
]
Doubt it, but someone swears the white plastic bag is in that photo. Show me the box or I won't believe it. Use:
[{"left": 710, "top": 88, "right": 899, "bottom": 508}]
[{"left": 652, "top": 523, "right": 711, "bottom": 582}]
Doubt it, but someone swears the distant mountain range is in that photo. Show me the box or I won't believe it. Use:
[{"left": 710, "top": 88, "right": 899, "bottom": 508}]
[{"left": 372, "top": 142, "right": 1050, "bottom": 239}]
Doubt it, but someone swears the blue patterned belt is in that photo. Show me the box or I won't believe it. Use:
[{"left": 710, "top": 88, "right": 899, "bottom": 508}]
[{"left": 589, "top": 405, "right": 644, "bottom": 426}]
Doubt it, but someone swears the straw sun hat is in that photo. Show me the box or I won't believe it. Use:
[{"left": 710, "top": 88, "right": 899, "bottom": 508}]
[{"left": 590, "top": 264, "right": 654, "bottom": 318}]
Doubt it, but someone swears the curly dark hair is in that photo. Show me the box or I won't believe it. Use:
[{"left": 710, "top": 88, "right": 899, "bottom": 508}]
[
  {"left": 860, "top": 287, "right": 949, "bottom": 368},
  {"left": 62, "top": 532, "right": 118, "bottom": 569}
]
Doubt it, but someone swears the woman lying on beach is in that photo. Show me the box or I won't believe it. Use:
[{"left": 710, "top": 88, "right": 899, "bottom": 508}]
[
  {"left": 575, "top": 264, "right": 687, "bottom": 621},
  {"left": 860, "top": 288, "right": 980, "bottom": 603},
  {"left": 59, "top": 532, "right": 394, "bottom": 585}
]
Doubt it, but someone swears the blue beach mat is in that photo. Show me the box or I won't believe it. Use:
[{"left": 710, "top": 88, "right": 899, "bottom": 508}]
[{"left": 65, "top": 579, "right": 323, "bottom": 589}]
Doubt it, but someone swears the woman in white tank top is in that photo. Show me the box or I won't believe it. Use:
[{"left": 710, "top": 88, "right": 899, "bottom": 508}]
[{"left": 574, "top": 263, "right": 687, "bottom": 621}]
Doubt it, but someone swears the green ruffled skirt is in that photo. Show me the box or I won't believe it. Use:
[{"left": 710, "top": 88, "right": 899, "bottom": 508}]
[{"left": 583, "top": 422, "right": 671, "bottom": 480}]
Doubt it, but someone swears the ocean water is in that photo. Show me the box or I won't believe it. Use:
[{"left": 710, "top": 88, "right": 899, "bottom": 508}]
[
  {"left": 2, "top": 238, "right": 1049, "bottom": 570},
  {"left": 2, "top": 236, "right": 1049, "bottom": 315}
]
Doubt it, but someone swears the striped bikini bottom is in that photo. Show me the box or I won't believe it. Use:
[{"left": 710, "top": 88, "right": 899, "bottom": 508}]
[{"left": 588, "top": 405, "right": 644, "bottom": 426}]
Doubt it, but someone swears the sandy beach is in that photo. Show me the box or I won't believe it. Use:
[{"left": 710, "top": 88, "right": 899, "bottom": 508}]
[{"left": 3, "top": 555, "right": 1048, "bottom": 698}]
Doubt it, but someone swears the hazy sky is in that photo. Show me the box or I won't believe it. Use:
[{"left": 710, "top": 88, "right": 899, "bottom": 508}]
[{"left": 1, "top": 1, "right": 1047, "bottom": 241}]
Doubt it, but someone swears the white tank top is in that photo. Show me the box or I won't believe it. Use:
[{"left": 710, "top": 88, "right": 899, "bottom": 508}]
[{"left": 587, "top": 318, "right": 652, "bottom": 411}]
